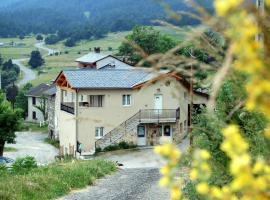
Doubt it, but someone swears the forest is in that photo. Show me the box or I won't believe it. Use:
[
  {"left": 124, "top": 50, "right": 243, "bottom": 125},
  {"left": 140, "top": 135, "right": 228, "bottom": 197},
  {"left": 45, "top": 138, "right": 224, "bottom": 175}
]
[{"left": 0, "top": 0, "right": 213, "bottom": 41}]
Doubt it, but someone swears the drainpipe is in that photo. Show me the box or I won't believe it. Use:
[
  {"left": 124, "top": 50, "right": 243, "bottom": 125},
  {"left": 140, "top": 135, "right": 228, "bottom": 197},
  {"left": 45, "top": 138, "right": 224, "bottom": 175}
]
[{"left": 75, "top": 89, "right": 79, "bottom": 157}]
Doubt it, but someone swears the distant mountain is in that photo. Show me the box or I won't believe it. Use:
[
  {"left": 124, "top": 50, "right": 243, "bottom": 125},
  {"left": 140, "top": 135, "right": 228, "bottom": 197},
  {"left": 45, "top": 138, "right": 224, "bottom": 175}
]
[{"left": 0, "top": 0, "right": 213, "bottom": 38}]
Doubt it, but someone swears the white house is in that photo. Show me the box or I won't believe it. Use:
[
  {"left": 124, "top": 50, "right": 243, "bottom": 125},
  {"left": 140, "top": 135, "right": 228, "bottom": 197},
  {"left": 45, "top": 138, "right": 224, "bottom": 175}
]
[
  {"left": 76, "top": 52, "right": 133, "bottom": 70},
  {"left": 26, "top": 83, "right": 51, "bottom": 123}
]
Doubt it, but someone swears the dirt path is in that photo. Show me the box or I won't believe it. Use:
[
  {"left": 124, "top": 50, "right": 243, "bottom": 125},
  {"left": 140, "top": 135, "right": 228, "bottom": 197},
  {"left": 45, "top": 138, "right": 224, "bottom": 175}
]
[{"left": 4, "top": 132, "right": 58, "bottom": 165}]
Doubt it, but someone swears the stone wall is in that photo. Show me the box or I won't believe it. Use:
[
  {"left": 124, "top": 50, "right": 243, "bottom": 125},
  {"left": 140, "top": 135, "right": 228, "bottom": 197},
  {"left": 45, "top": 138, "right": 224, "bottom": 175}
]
[{"left": 47, "top": 95, "right": 57, "bottom": 139}]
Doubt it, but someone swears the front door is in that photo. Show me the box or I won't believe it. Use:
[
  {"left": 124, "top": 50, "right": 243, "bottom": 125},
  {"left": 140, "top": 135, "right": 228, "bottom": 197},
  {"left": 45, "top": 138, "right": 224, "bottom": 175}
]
[
  {"left": 159, "top": 125, "right": 173, "bottom": 144},
  {"left": 154, "top": 94, "right": 163, "bottom": 110},
  {"left": 137, "top": 125, "right": 146, "bottom": 146}
]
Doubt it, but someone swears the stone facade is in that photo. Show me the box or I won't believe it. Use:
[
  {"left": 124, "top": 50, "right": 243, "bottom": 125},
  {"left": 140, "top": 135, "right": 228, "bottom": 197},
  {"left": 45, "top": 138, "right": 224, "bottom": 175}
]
[{"left": 47, "top": 95, "right": 57, "bottom": 139}]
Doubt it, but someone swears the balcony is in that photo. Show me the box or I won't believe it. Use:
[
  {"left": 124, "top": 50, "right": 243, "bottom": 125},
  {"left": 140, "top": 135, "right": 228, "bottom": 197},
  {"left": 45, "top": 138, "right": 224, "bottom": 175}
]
[
  {"left": 61, "top": 103, "right": 75, "bottom": 115},
  {"left": 139, "top": 108, "right": 180, "bottom": 123}
]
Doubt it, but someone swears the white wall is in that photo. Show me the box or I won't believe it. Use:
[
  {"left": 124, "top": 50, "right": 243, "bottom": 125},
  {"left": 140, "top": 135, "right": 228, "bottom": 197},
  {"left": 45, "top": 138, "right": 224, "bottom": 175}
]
[
  {"left": 97, "top": 57, "right": 133, "bottom": 69},
  {"left": 26, "top": 96, "right": 45, "bottom": 123}
]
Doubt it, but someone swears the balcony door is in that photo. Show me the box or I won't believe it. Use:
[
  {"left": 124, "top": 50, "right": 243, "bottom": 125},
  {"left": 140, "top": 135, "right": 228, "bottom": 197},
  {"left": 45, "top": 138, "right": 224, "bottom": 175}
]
[{"left": 154, "top": 95, "right": 163, "bottom": 117}]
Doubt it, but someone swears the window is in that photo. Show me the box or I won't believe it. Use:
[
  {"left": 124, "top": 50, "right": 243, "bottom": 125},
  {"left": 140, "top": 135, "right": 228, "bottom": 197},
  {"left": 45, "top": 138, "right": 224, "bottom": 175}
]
[
  {"left": 32, "top": 97, "right": 36, "bottom": 105},
  {"left": 163, "top": 125, "right": 171, "bottom": 136},
  {"left": 95, "top": 127, "right": 104, "bottom": 138},
  {"left": 122, "top": 95, "right": 131, "bottom": 106},
  {"left": 80, "top": 95, "right": 84, "bottom": 102},
  {"left": 90, "top": 95, "right": 104, "bottom": 107},
  {"left": 64, "top": 90, "right": 67, "bottom": 97},
  {"left": 32, "top": 111, "right": 37, "bottom": 120}
]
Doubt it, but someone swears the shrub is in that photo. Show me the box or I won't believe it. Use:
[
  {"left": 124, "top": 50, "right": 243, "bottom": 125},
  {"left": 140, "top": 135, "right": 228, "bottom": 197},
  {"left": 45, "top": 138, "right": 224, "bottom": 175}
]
[
  {"left": 45, "top": 138, "right": 60, "bottom": 149},
  {"left": 12, "top": 156, "right": 37, "bottom": 174},
  {"left": 118, "top": 141, "right": 129, "bottom": 149},
  {"left": 65, "top": 51, "right": 69, "bottom": 54},
  {"left": 0, "top": 165, "right": 7, "bottom": 174},
  {"left": 103, "top": 144, "right": 120, "bottom": 152},
  {"left": 101, "top": 142, "right": 137, "bottom": 152},
  {"left": 95, "top": 147, "right": 102, "bottom": 153}
]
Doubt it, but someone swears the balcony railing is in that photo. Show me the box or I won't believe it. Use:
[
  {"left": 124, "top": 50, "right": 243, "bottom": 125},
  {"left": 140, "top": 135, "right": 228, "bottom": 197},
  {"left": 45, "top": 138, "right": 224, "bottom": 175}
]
[
  {"left": 61, "top": 103, "right": 75, "bottom": 115},
  {"left": 139, "top": 108, "right": 180, "bottom": 123}
]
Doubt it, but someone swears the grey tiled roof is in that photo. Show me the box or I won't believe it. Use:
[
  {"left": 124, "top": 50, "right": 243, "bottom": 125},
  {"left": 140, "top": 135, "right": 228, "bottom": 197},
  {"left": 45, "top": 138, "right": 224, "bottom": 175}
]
[
  {"left": 75, "top": 52, "right": 108, "bottom": 63},
  {"left": 26, "top": 83, "right": 51, "bottom": 97},
  {"left": 43, "top": 85, "right": 57, "bottom": 96},
  {"left": 63, "top": 69, "right": 155, "bottom": 89}
]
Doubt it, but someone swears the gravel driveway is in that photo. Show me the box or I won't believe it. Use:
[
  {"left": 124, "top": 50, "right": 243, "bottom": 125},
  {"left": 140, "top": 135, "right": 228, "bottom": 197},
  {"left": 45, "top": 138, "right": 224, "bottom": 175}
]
[
  {"left": 4, "top": 132, "right": 58, "bottom": 165},
  {"left": 60, "top": 137, "right": 190, "bottom": 200},
  {"left": 60, "top": 168, "right": 170, "bottom": 200}
]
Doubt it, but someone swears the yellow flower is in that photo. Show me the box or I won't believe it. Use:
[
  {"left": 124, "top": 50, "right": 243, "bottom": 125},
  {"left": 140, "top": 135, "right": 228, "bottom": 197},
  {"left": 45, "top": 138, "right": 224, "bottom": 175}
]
[
  {"left": 171, "top": 187, "right": 181, "bottom": 200},
  {"left": 214, "top": 0, "right": 243, "bottom": 16},
  {"left": 160, "top": 165, "right": 170, "bottom": 176},
  {"left": 190, "top": 169, "right": 198, "bottom": 180},
  {"left": 230, "top": 154, "right": 251, "bottom": 174},
  {"left": 159, "top": 177, "right": 170, "bottom": 187},
  {"left": 210, "top": 186, "right": 222, "bottom": 199},
  {"left": 253, "top": 160, "right": 265, "bottom": 174},
  {"left": 266, "top": 0, "right": 270, "bottom": 7},
  {"left": 199, "top": 150, "right": 211, "bottom": 160},
  {"left": 196, "top": 182, "right": 209, "bottom": 194}
]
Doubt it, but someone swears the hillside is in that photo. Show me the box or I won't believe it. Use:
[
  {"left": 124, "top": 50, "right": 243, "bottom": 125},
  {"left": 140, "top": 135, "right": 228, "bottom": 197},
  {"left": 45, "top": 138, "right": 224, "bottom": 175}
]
[{"left": 0, "top": 0, "right": 213, "bottom": 37}]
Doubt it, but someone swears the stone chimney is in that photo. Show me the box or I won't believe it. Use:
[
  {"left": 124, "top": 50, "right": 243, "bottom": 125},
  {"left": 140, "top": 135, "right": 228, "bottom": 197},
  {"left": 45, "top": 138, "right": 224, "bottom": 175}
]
[{"left": 94, "top": 47, "right": 101, "bottom": 53}]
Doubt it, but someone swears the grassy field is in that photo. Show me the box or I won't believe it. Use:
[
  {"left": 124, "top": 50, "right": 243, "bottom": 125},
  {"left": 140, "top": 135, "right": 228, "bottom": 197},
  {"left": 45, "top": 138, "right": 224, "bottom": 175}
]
[
  {"left": 0, "top": 37, "right": 44, "bottom": 59},
  {"left": 0, "top": 26, "right": 191, "bottom": 86},
  {"left": 0, "top": 160, "right": 116, "bottom": 200},
  {"left": 22, "top": 122, "right": 48, "bottom": 133}
]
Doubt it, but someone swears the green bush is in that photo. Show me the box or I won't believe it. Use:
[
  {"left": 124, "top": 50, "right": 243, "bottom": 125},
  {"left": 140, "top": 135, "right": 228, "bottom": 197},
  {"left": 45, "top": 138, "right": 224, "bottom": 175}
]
[
  {"left": 103, "top": 144, "right": 120, "bottom": 152},
  {"left": 101, "top": 142, "right": 137, "bottom": 152},
  {"left": 118, "top": 141, "right": 129, "bottom": 149},
  {"left": 45, "top": 138, "right": 60, "bottom": 149},
  {"left": 0, "top": 165, "right": 7, "bottom": 174},
  {"left": 95, "top": 147, "right": 102, "bottom": 153},
  {"left": 12, "top": 156, "right": 38, "bottom": 174}
]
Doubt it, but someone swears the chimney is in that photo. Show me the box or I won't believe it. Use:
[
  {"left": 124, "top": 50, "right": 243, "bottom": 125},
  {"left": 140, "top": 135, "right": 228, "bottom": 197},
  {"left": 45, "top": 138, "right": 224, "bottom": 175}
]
[{"left": 94, "top": 47, "right": 101, "bottom": 53}]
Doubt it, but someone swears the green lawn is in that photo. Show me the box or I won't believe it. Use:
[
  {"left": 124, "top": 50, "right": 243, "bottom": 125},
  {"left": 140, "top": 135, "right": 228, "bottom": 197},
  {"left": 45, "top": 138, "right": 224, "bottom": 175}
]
[
  {"left": 22, "top": 122, "right": 48, "bottom": 133},
  {"left": 0, "top": 37, "right": 41, "bottom": 59},
  {"left": 0, "top": 160, "right": 116, "bottom": 200}
]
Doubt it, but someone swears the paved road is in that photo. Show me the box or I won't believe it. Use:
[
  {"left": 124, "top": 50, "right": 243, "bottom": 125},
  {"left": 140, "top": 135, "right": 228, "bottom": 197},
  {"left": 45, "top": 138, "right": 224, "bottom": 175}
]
[
  {"left": 60, "top": 168, "right": 170, "bottom": 200},
  {"left": 4, "top": 132, "right": 58, "bottom": 165},
  {"left": 13, "top": 58, "right": 37, "bottom": 87},
  {"left": 35, "top": 42, "right": 58, "bottom": 56},
  {"left": 13, "top": 42, "right": 57, "bottom": 87}
]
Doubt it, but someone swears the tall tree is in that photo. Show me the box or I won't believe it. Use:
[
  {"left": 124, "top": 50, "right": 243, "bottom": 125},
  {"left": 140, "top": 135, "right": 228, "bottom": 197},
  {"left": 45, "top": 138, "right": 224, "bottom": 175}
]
[
  {"left": 36, "top": 34, "right": 43, "bottom": 41},
  {"left": 15, "top": 83, "right": 33, "bottom": 118},
  {"left": 118, "top": 26, "right": 176, "bottom": 65},
  {"left": 28, "top": 50, "right": 44, "bottom": 69},
  {"left": 0, "top": 92, "right": 22, "bottom": 156},
  {"left": 6, "top": 84, "right": 18, "bottom": 110}
]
